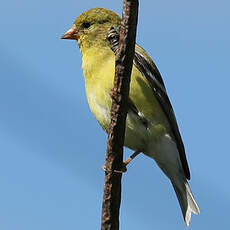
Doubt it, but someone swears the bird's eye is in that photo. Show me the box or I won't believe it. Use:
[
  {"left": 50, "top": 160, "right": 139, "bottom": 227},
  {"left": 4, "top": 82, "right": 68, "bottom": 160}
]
[{"left": 82, "top": 22, "right": 91, "bottom": 29}]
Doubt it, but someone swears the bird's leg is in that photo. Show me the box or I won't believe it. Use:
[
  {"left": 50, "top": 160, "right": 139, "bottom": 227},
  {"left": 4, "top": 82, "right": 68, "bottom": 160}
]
[
  {"left": 102, "top": 150, "right": 141, "bottom": 173},
  {"left": 121, "top": 150, "right": 141, "bottom": 172}
]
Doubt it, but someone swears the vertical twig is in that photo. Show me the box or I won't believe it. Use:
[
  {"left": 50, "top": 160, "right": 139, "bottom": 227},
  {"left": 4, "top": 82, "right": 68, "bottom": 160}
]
[{"left": 101, "top": 1, "right": 139, "bottom": 230}]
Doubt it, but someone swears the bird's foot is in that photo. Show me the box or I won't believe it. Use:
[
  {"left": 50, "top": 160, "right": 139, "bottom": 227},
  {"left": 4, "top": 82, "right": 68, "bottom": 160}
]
[
  {"left": 101, "top": 164, "right": 127, "bottom": 174},
  {"left": 101, "top": 151, "right": 141, "bottom": 173}
]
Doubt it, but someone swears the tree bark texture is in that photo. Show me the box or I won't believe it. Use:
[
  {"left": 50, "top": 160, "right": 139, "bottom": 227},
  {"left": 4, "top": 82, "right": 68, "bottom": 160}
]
[{"left": 101, "top": 1, "right": 139, "bottom": 230}]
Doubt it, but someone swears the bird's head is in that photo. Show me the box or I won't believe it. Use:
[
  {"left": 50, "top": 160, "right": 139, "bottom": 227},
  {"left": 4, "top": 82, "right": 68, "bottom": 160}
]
[{"left": 61, "top": 8, "right": 121, "bottom": 50}]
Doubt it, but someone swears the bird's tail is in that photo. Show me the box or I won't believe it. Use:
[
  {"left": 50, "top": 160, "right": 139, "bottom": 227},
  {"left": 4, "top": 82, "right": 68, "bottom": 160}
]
[{"left": 171, "top": 178, "right": 200, "bottom": 226}]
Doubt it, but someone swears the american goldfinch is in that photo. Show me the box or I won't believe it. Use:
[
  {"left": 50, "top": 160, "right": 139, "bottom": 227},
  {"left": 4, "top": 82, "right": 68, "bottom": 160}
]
[{"left": 61, "top": 8, "right": 200, "bottom": 226}]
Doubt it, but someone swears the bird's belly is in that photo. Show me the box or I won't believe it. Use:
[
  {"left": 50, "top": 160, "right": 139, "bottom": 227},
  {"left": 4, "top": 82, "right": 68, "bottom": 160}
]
[
  {"left": 86, "top": 89, "right": 149, "bottom": 151},
  {"left": 83, "top": 49, "right": 169, "bottom": 153},
  {"left": 86, "top": 89, "right": 111, "bottom": 132}
]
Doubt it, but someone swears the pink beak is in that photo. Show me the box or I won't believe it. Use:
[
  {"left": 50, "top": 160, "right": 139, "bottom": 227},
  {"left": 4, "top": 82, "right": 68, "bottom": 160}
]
[{"left": 61, "top": 26, "right": 79, "bottom": 40}]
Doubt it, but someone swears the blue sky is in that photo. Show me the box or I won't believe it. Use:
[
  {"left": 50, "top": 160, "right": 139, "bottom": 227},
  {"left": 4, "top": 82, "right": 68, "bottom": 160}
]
[{"left": 0, "top": 0, "right": 229, "bottom": 229}]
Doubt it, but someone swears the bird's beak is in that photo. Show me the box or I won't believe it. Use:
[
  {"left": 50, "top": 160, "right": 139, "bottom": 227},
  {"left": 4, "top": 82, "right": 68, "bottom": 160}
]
[{"left": 61, "top": 26, "right": 79, "bottom": 40}]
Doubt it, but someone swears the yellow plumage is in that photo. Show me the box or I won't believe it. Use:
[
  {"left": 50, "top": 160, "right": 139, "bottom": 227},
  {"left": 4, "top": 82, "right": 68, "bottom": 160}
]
[
  {"left": 82, "top": 44, "right": 169, "bottom": 151},
  {"left": 62, "top": 7, "right": 200, "bottom": 226}
]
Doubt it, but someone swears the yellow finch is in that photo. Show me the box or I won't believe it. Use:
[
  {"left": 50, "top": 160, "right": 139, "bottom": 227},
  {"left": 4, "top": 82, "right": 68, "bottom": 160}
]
[{"left": 61, "top": 8, "right": 200, "bottom": 226}]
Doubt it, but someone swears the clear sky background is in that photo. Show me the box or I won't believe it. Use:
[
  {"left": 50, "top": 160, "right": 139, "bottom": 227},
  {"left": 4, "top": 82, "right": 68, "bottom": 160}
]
[{"left": 0, "top": 0, "right": 229, "bottom": 229}]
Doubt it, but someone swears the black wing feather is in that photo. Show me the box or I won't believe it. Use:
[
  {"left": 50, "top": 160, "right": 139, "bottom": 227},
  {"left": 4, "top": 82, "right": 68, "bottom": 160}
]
[
  {"left": 107, "top": 27, "right": 190, "bottom": 180},
  {"left": 134, "top": 50, "right": 190, "bottom": 180}
]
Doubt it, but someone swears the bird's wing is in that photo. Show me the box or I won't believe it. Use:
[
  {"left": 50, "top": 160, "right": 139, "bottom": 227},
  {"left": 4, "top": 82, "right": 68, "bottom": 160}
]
[
  {"left": 134, "top": 45, "right": 190, "bottom": 180},
  {"left": 107, "top": 27, "right": 190, "bottom": 179}
]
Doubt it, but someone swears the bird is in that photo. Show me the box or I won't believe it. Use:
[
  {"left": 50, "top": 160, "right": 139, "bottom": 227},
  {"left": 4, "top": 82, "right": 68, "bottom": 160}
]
[{"left": 61, "top": 7, "right": 200, "bottom": 226}]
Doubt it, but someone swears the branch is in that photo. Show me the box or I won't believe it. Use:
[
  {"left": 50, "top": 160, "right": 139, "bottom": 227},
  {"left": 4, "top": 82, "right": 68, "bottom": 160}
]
[{"left": 101, "top": 1, "right": 139, "bottom": 230}]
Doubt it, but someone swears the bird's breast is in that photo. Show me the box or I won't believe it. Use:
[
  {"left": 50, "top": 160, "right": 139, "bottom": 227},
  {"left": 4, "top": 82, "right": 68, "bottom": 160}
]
[
  {"left": 82, "top": 47, "right": 115, "bottom": 131},
  {"left": 81, "top": 46, "right": 170, "bottom": 152}
]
